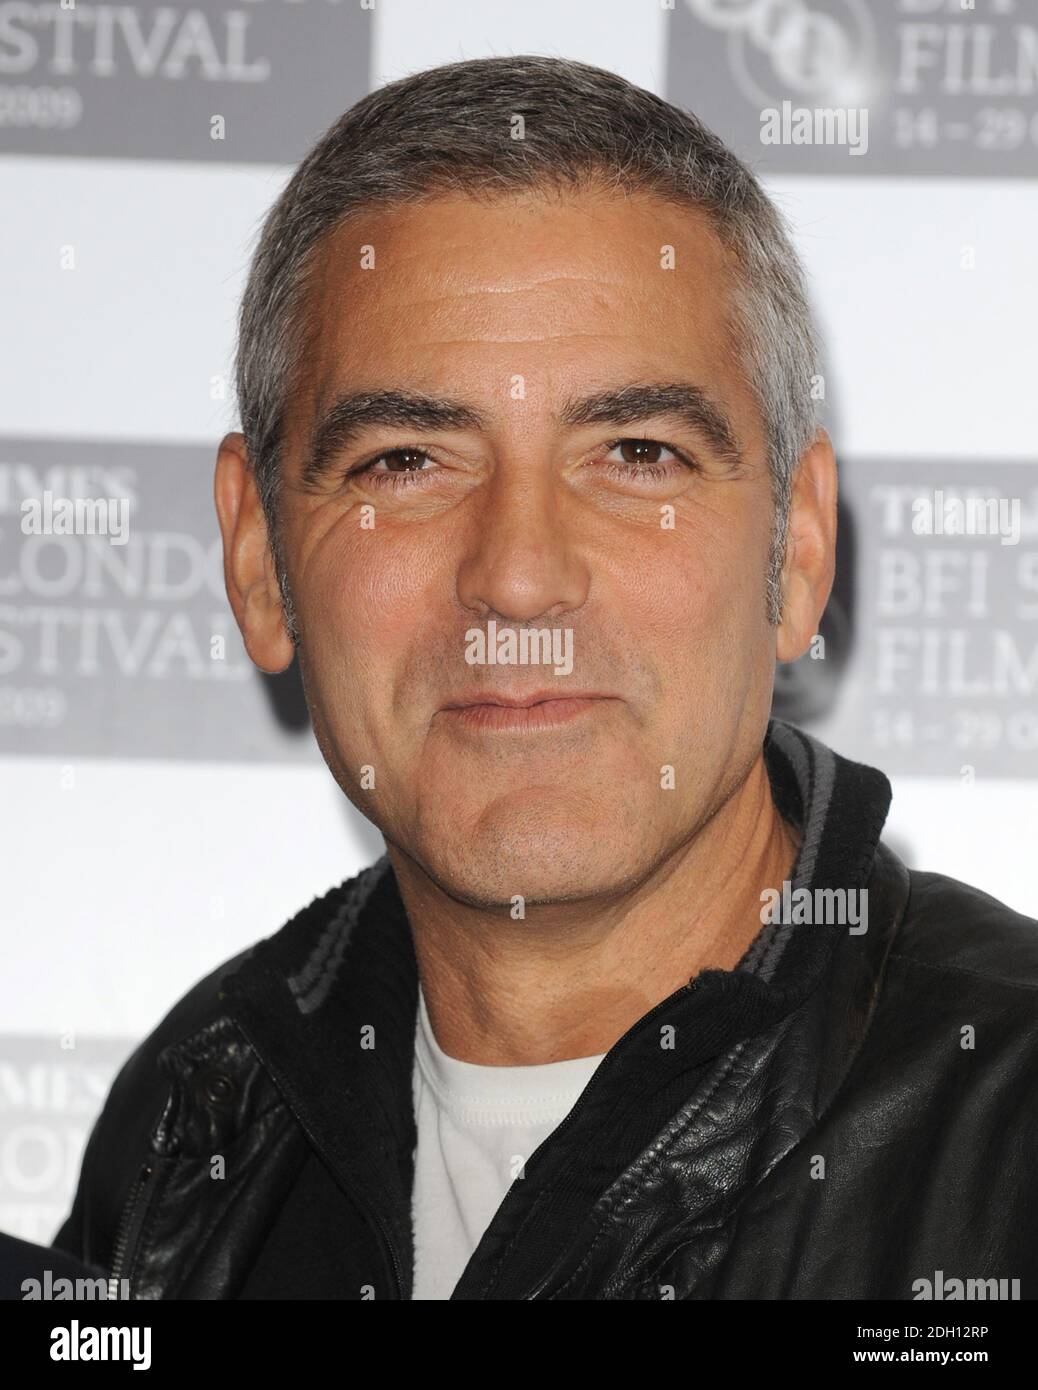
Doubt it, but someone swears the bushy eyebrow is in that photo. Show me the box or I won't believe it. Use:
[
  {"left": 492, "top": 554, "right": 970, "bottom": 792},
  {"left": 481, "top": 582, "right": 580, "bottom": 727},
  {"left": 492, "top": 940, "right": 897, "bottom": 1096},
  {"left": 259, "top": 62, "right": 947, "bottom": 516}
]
[
  {"left": 301, "top": 380, "right": 741, "bottom": 486},
  {"left": 559, "top": 383, "right": 742, "bottom": 468},
  {"left": 302, "top": 391, "right": 486, "bottom": 488}
]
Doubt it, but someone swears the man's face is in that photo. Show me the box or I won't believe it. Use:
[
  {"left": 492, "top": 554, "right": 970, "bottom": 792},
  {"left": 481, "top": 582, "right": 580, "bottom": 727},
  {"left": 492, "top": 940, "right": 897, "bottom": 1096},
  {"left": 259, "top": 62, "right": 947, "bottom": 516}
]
[{"left": 270, "top": 188, "right": 783, "bottom": 907}]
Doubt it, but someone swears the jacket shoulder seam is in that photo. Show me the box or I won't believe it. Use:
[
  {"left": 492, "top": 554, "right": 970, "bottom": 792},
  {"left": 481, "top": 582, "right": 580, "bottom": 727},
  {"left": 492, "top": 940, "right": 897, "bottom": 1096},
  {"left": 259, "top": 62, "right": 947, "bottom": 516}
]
[{"left": 884, "top": 949, "right": 1038, "bottom": 995}]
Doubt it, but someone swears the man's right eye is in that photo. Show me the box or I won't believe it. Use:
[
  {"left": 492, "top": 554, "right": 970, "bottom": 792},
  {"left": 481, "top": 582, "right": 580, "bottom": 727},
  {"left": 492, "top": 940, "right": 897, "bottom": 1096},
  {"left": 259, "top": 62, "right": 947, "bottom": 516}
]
[{"left": 348, "top": 448, "right": 438, "bottom": 486}]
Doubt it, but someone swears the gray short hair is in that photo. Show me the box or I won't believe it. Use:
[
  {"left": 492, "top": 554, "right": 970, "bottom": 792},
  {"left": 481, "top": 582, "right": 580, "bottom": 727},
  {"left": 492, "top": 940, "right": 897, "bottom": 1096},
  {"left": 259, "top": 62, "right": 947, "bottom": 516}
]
[{"left": 234, "top": 54, "right": 823, "bottom": 632}]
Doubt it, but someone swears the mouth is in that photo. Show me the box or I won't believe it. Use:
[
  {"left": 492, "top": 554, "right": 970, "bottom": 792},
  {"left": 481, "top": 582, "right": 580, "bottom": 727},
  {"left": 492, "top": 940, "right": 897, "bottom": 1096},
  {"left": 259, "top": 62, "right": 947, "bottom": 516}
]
[{"left": 438, "top": 690, "right": 616, "bottom": 732}]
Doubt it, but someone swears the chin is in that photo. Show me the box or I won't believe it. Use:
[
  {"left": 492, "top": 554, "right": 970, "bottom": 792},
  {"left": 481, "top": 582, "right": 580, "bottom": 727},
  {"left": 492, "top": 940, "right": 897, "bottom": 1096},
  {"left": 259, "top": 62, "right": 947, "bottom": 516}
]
[
  {"left": 418, "top": 810, "right": 646, "bottom": 911},
  {"left": 434, "top": 861, "right": 627, "bottom": 912}
]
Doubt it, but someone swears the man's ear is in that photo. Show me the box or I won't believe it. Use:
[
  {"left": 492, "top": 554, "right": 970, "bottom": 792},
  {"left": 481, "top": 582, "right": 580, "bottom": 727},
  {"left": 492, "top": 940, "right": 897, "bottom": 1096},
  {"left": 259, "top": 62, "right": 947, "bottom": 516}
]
[
  {"left": 214, "top": 431, "right": 295, "bottom": 674},
  {"left": 775, "top": 427, "right": 838, "bottom": 663}
]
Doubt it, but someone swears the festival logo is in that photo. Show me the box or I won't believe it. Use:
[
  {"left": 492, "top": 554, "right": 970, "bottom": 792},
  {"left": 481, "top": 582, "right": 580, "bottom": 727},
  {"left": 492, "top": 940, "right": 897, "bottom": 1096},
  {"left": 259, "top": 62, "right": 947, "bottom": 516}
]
[
  {"left": 0, "top": 0, "right": 371, "bottom": 163},
  {"left": 667, "top": 0, "right": 1038, "bottom": 176}
]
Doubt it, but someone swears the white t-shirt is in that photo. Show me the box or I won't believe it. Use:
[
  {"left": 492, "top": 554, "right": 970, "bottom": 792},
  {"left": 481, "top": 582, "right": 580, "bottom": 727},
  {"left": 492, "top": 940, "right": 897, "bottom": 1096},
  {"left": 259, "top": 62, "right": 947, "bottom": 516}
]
[{"left": 411, "top": 984, "right": 606, "bottom": 1300}]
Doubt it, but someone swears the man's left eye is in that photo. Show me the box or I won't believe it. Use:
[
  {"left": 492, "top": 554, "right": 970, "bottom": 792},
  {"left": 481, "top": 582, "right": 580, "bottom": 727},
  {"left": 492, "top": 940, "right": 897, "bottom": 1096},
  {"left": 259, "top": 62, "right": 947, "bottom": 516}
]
[{"left": 601, "top": 439, "right": 690, "bottom": 470}]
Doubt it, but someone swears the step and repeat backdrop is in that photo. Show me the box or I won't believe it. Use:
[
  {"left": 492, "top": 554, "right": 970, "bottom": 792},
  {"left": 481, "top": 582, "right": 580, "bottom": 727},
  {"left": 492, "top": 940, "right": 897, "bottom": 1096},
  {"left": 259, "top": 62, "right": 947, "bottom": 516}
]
[{"left": 1, "top": 0, "right": 1035, "bottom": 1244}]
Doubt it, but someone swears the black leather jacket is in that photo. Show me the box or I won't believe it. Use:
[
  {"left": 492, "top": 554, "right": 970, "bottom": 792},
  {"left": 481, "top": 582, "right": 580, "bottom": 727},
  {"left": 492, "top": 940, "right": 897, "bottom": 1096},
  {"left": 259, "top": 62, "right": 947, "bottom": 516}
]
[{"left": 52, "top": 723, "right": 1038, "bottom": 1299}]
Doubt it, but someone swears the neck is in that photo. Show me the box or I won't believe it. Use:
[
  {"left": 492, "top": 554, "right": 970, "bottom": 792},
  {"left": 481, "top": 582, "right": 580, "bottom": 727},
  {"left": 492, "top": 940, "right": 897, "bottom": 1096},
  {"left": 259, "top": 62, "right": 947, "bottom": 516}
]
[{"left": 387, "top": 752, "right": 800, "bottom": 1066}]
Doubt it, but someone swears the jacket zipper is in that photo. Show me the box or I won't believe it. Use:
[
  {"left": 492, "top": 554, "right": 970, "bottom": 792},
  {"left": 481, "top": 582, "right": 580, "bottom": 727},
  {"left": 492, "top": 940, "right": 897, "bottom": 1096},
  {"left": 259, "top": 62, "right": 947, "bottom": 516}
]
[
  {"left": 221, "top": 1008, "right": 409, "bottom": 1299},
  {"left": 283, "top": 1120, "right": 407, "bottom": 1298},
  {"left": 107, "top": 1160, "right": 161, "bottom": 1299},
  {"left": 460, "top": 982, "right": 703, "bottom": 1300},
  {"left": 346, "top": 1179, "right": 406, "bottom": 1300}
]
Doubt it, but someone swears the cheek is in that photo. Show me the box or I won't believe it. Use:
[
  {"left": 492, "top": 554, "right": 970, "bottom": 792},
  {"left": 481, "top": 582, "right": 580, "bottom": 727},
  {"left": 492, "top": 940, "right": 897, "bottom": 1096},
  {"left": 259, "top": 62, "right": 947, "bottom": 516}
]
[
  {"left": 612, "top": 506, "right": 763, "bottom": 649},
  {"left": 302, "top": 520, "right": 435, "bottom": 651}
]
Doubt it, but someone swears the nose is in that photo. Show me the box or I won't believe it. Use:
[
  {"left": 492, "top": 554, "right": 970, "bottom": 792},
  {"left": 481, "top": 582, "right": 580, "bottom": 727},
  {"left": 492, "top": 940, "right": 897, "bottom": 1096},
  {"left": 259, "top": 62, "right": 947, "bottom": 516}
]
[{"left": 454, "top": 453, "right": 590, "bottom": 624}]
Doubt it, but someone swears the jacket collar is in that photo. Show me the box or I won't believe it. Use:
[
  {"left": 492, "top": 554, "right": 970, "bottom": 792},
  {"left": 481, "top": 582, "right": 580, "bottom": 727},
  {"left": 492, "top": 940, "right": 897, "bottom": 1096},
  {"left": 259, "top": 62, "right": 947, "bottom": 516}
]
[
  {"left": 221, "top": 857, "right": 419, "bottom": 1296},
  {"left": 219, "top": 718, "right": 898, "bottom": 1298}
]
